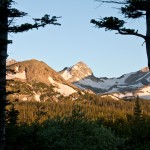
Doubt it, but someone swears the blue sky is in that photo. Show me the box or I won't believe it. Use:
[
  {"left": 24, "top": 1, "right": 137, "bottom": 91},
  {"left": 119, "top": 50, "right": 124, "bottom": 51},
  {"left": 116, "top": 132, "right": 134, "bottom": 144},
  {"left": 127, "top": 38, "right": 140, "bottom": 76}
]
[{"left": 8, "top": 0, "right": 146, "bottom": 77}]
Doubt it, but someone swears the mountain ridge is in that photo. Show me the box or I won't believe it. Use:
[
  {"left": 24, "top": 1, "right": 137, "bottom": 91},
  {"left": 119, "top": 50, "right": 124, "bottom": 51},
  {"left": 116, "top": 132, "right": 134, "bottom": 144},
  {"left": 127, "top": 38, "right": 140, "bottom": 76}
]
[
  {"left": 6, "top": 58, "right": 150, "bottom": 100},
  {"left": 59, "top": 61, "right": 93, "bottom": 82},
  {"left": 60, "top": 61, "right": 150, "bottom": 100},
  {"left": 6, "top": 59, "right": 82, "bottom": 102}
]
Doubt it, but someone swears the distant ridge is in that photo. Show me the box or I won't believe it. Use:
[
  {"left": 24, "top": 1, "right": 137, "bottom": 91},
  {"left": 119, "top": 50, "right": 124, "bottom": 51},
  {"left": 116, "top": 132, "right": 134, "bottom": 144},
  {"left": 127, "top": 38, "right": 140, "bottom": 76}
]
[
  {"left": 6, "top": 59, "right": 150, "bottom": 100},
  {"left": 60, "top": 61, "right": 150, "bottom": 100}
]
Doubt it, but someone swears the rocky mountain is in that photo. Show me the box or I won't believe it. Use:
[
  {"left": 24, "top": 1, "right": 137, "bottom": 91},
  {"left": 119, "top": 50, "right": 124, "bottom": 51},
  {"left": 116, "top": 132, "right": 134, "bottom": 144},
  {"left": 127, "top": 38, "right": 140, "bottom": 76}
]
[
  {"left": 60, "top": 62, "right": 150, "bottom": 100},
  {"left": 6, "top": 59, "right": 150, "bottom": 101},
  {"left": 59, "top": 61, "right": 93, "bottom": 82},
  {"left": 6, "top": 59, "right": 81, "bottom": 102},
  {"left": 6, "top": 58, "right": 17, "bottom": 66}
]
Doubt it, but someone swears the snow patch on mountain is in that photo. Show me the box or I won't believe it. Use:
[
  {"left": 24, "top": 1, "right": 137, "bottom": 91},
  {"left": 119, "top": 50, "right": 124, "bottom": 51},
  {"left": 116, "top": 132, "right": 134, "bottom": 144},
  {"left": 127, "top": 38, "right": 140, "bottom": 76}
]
[
  {"left": 15, "top": 66, "right": 19, "bottom": 72},
  {"left": 112, "top": 92, "right": 134, "bottom": 99},
  {"left": 22, "top": 97, "right": 27, "bottom": 101},
  {"left": 107, "top": 86, "right": 150, "bottom": 100},
  {"left": 61, "top": 70, "right": 72, "bottom": 80},
  {"left": 138, "top": 86, "right": 150, "bottom": 99},
  {"left": 48, "top": 77, "right": 77, "bottom": 96},
  {"left": 76, "top": 72, "right": 133, "bottom": 91},
  {"left": 48, "top": 76, "right": 55, "bottom": 84},
  {"left": 108, "top": 83, "right": 144, "bottom": 93},
  {"left": 6, "top": 71, "right": 26, "bottom": 80},
  {"left": 55, "top": 83, "right": 77, "bottom": 96},
  {"left": 34, "top": 93, "right": 41, "bottom": 102},
  {"left": 101, "top": 95, "right": 120, "bottom": 101}
]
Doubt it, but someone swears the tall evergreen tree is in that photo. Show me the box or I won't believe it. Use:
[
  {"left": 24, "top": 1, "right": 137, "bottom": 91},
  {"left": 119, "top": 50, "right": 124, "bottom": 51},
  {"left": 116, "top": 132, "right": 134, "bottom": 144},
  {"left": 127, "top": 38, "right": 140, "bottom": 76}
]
[
  {"left": 128, "top": 96, "right": 145, "bottom": 147},
  {"left": 6, "top": 103, "right": 19, "bottom": 126},
  {"left": 91, "top": 0, "right": 150, "bottom": 69},
  {"left": 134, "top": 96, "right": 142, "bottom": 122},
  {"left": 0, "top": 0, "right": 60, "bottom": 148}
]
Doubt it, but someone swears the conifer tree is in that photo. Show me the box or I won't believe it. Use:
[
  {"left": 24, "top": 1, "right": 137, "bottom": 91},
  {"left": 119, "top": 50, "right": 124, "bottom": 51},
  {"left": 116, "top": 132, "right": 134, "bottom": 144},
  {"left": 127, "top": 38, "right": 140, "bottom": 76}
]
[
  {"left": 0, "top": 0, "right": 60, "bottom": 148},
  {"left": 91, "top": 0, "right": 150, "bottom": 69},
  {"left": 130, "top": 96, "right": 144, "bottom": 146},
  {"left": 134, "top": 96, "right": 142, "bottom": 122},
  {"left": 6, "top": 103, "right": 19, "bottom": 126}
]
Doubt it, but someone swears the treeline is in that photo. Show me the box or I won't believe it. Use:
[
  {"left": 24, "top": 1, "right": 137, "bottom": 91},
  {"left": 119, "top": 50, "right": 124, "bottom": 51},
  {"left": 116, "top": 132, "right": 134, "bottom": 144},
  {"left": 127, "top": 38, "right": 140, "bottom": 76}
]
[
  {"left": 5, "top": 97, "right": 150, "bottom": 150},
  {"left": 10, "top": 96, "right": 150, "bottom": 124}
]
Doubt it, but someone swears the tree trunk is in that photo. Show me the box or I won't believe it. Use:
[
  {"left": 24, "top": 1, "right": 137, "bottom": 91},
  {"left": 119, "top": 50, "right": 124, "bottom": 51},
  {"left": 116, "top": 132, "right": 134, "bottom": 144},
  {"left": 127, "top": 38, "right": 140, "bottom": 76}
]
[
  {"left": 146, "top": 0, "right": 150, "bottom": 69},
  {"left": 0, "top": 0, "right": 8, "bottom": 149}
]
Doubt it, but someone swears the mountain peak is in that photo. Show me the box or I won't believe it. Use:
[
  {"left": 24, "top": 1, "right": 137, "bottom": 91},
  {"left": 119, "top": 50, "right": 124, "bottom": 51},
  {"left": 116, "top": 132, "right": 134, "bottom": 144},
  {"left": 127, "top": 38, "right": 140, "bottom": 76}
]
[
  {"left": 6, "top": 59, "right": 66, "bottom": 84},
  {"left": 6, "top": 58, "right": 17, "bottom": 66},
  {"left": 76, "top": 61, "right": 87, "bottom": 65},
  {"left": 60, "top": 61, "right": 93, "bottom": 82},
  {"left": 72, "top": 61, "right": 92, "bottom": 71},
  {"left": 140, "top": 67, "right": 149, "bottom": 72},
  {"left": 6, "top": 59, "right": 80, "bottom": 100}
]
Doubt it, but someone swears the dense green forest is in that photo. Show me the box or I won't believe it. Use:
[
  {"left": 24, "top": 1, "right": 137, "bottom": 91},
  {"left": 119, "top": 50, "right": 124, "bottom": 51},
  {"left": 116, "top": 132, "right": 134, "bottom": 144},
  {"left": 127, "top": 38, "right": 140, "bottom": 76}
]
[{"left": 5, "top": 95, "right": 150, "bottom": 150}]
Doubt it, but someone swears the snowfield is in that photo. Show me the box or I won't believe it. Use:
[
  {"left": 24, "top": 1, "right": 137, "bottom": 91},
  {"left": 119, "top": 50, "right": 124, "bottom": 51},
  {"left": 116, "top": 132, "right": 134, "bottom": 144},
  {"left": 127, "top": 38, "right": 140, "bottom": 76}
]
[
  {"left": 6, "top": 71, "right": 26, "bottom": 80},
  {"left": 48, "top": 77, "right": 77, "bottom": 96},
  {"left": 76, "top": 72, "right": 133, "bottom": 90},
  {"left": 61, "top": 70, "right": 72, "bottom": 80},
  {"left": 61, "top": 62, "right": 150, "bottom": 100}
]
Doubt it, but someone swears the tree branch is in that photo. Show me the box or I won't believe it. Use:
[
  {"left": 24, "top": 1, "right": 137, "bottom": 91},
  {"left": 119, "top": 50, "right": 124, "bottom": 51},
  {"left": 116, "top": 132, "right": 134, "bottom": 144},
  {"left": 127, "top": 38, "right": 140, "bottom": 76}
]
[
  {"left": 8, "top": 8, "right": 27, "bottom": 17},
  {"left": 8, "top": 17, "right": 14, "bottom": 26},
  {"left": 91, "top": 17, "right": 146, "bottom": 39},
  {"left": 95, "top": 0, "right": 126, "bottom": 5},
  {"left": 118, "top": 29, "right": 146, "bottom": 39},
  {"left": 8, "top": 15, "right": 61, "bottom": 33}
]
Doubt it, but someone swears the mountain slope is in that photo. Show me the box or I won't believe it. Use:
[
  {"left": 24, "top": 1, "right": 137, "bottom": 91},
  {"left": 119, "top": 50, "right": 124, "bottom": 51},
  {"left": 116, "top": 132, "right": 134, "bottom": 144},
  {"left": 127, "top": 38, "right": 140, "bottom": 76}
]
[
  {"left": 60, "top": 62, "right": 150, "bottom": 99},
  {"left": 6, "top": 59, "right": 81, "bottom": 101}
]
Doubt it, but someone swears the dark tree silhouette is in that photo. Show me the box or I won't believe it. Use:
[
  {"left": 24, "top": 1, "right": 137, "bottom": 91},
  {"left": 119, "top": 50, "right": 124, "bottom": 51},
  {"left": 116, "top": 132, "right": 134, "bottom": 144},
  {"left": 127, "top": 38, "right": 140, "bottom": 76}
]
[
  {"left": 91, "top": 0, "right": 150, "bottom": 69},
  {"left": 0, "top": 0, "right": 60, "bottom": 148}
]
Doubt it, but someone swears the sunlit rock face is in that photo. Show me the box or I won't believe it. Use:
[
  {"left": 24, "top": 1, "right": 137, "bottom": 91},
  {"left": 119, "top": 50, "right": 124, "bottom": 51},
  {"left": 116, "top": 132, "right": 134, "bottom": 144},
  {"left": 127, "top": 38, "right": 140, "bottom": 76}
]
[
  {"left": 60, "top": 61, "right": 93, "bottom": 82},
  {"left": 6, "top": 59, "right": 80, "bottom": 102}
]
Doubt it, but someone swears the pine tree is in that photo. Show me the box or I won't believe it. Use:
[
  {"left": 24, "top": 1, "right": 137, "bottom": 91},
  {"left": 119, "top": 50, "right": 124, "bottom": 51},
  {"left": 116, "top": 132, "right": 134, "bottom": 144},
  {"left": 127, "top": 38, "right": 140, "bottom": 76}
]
[
  {"left": 0, "top": 0, "right": 60, "bottom": 148},
  {"left": 91, "top": 0, "right": 150, "bottom": 69},
  {"left": 134, "top": 96, "right": 142, "bottom": 122},
  {"left": 6, "top": 103, "right": 19, "bottom": 126},
  {"left": 129, "top": 96, "right": 144, "bottom": 147}
]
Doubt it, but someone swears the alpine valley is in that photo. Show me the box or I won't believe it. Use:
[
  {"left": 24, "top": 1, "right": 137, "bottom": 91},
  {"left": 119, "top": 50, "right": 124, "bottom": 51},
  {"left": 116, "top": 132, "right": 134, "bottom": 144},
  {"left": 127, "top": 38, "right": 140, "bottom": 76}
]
[{"left": 6, "top": 59, "right": 150, "bottom": 101}]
